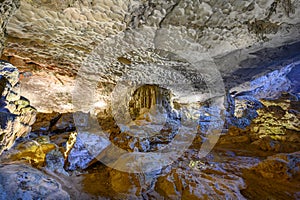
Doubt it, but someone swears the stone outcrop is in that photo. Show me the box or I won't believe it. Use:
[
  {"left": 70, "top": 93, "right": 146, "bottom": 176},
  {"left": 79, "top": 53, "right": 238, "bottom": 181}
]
[
  {"left": 66, "top": 131, "right": 110, "bottom": 170},
  {"left": 241, "top": 152, "right": 300, "bottom": 199},
  {"left": 153, "top": 168, "right": 246, "bottom": 200},
  {"left": 249, "top": 93, "right": 300, "bottom": 142},
  {"left": 0, "top": 61, "right": 36, "bottom": 154},
  {"left": 0, "top": 136, "right": 56, "bottom": 167},
  {"left": 107, "top": 148, "right": 261, "bottom": 199},
  {"left": 0, "top": 163, "right": 70, "bottom": 199},
  {"left": 31, "top": 112, "right": 75, "bottom": 133},
  {"left": 220, "top": 92, "right": 300, "bottom": 153},
  {"left": 251, "top": 151, "right": 300, "bottom": 180}
]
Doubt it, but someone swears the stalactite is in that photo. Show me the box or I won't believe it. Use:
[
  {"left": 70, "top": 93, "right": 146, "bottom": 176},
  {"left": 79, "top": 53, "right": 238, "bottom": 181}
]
[{"left": 129, "top": 84, "right": 171, "bottom": 120}]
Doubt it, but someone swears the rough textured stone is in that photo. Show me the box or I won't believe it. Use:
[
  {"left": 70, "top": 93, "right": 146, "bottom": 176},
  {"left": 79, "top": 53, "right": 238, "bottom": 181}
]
[
  {"left": 0, "top": 1, "right": 299, "bottom": 199},
  {"left": 0, "top": 136, "right": 56, "bottom": 167},
  {"left": 0, "top": 0, "right": 298, "bottom": 113},
  {"left": 45, "top": 148, "right": 69, "bottom": 176},
  {"left": 153, "top": 168, "right": 246, "bottom": 200},
  {"left": 31, "top": 112, "right": 75, "bottom": 133},
  {"left": 4, "top": 0, "right": 299, "bottom": 72},
  {"left": 0, "top": 61, "right": 36, "bottom": 154},
  {"left": 221, "top": 92, "right": 300, "bottom": 152},
  {"left": 0, "top": 163, "right": 70, "bottom": 200},
  {"left": 249, "top": 92, "right": 300, "bottom": 141},
  {"left": 251, "top": 151, "right": 300, "bottom": 180},
  {"left": 0, "top": 0, "right": 20, "bottom": 55},
  {"left": 107, "top": 148, "right": 261, "bottom": 199},
  {"left": 66, "top": 131, "right": 110, "bottom": 170}
]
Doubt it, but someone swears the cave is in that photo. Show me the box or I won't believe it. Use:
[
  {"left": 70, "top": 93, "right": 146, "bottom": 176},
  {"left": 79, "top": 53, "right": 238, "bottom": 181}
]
[
  {"left": 0, "top": 0, "right": 300, "bottom": 199},
  {"left": 128, "top": 84, "right": 172, "bottom": 120}
]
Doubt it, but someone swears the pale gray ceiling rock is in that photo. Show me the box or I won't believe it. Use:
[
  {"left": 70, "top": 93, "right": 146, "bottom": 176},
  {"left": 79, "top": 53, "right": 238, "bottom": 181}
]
[
  {"left": 0, "top": 0, "right": 299, "bottom": 112},
  {"left": 3, "top": 0, "right": 300, "bottom": 74}
]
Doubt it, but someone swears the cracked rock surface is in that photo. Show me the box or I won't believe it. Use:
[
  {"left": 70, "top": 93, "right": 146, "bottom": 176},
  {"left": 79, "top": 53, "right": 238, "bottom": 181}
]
[{"left": 0, "top": 60, "right": 36, "bottom": 154}]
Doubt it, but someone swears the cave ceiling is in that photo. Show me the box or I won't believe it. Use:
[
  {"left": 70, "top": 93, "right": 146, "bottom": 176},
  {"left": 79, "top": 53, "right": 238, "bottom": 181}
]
[{"left": 1, "top": 0, "right": 300, "bottom": 112}]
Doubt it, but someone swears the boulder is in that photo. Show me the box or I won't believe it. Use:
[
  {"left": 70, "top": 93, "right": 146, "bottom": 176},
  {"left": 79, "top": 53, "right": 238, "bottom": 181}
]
[
  {"left": 66, "top": 131, "right": 110, "bottom": 170},
  {"left": 0, "top": 163, "right": 70, "bottom": 200}
]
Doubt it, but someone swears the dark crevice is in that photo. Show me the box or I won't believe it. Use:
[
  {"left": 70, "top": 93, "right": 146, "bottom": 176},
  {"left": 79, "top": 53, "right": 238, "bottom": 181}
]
[{"left": 158, "top": 0, "right": 181, "bottom": 28}]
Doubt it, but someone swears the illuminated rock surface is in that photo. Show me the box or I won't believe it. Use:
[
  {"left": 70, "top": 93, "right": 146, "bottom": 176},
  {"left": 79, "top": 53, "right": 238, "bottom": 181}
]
[
  {"left": 0, "top": 0, "right": 299, "bottom": 199},
  {"left": 0, "top": 163, "right": 70, "bottom": 200},
  {"left": 0, "top": 61, "right": 36, "bottom": 154}
]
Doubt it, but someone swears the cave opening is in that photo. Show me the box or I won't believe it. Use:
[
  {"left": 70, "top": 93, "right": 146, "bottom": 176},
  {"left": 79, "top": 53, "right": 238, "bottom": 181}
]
[{"left": 128, "top": 84, "right": 172, "bottom": 121}]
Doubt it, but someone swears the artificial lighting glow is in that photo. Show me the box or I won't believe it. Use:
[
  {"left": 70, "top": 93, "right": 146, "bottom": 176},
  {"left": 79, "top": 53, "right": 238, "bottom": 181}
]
[{"left": 93, "top": 100, "right": 107, "bottom": 108}]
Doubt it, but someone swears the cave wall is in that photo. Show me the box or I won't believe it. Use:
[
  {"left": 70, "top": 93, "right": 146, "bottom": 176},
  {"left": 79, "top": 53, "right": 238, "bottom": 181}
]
[
  {"left": 0, "top": 0, "right": 19, "bottom": 55},
  {"left": 0, "top": 61, "right": 36, "bottom": 154}
]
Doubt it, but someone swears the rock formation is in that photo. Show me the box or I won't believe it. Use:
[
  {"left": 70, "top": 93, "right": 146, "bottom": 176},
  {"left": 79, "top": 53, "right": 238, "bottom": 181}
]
[
  {"left": 0, "top": 61, "right": 36, "bottom": 154},
  {"left": 0, "top": 163, "right": 70, "bottom": 199},
  {"left": 0, "top": 0, "right": 20, "bottom": 55},
  {"left": 0, "top": 0, "right": 298, "bottom": 112},
  {"left": 0, "top": 0, "right": 299, "bottom": 199}
]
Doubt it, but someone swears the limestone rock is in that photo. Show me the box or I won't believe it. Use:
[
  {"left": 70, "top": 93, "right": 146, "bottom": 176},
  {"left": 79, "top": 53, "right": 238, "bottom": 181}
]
[
  {"left": 31, "top": 112, "right": 75, "bottom": 133},
  {"left": 51, "top": 112, "right": 75, "bottom": 132},
  {"left": 0, "top": 136, "right": 56, "bottom": 167},
  {"left": 249, "top": 93, "right": 300, "bottom": 141},
  {"left": 222, "top": 92, "right": 300, "bottom": 153},
  {"left": 226, "top": 94, "right": 263, "bottom": 129},
  {"left": 154, "top": 168, "right": 246, "bottom": 200},
  {"left": 0, "top": 0, "right": 298, "bottom": 113},
  {"left": 3, "top": 0, "right": 300, "bottom": 74},
  {"left": 66, "top": 132, "right": 110, "bottom": 170},
  {"left": 45, "top": 148, "right": 69, "bottom": 176},
  {"left": 0, "top": 0, "right": 20, "bottom": 54},
  {"left": 0, "top": 163, "right": 70, "bottom": 200},
  {"left": 0, "top": 61, "right": 36, "bottom": 154},
  {"left": 31, "top": 112, "right": 61, "bottom": 133},
  {"left": 109, "top": 169, "right": 144, "bottom": 196},
  {"left": 251, "top": 136, "right": 281, "bottom": 152},
  {"left": 108, "top": 161, "right": 247, "bottom": 199},
  {"left": 251, "top": 151, "right": 300, "bottom": 180}
]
